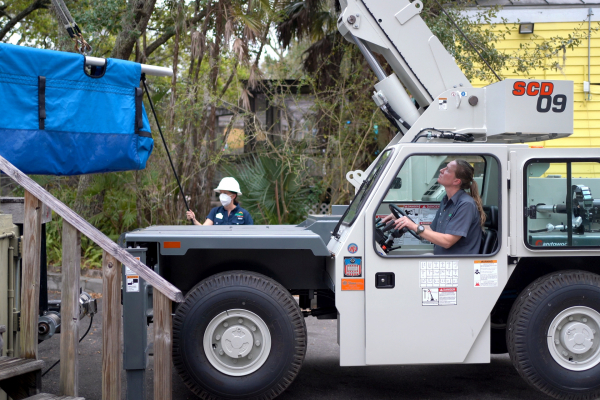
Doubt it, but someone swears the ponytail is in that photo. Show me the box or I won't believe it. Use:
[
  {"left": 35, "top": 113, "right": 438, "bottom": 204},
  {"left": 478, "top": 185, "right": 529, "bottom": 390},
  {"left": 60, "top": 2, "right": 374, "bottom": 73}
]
[
  {"left": 454, "top": 159, "right": 486, "bottom": 227},
  {"left": 469, "top": 180, "right": 486, "bottom": 227}
]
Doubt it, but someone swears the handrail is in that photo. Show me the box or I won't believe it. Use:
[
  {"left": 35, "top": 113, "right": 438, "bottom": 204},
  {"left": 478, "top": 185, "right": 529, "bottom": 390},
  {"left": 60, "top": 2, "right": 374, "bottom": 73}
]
[{"left": 0, "top": 155, "right": 183, "bottom": 303}]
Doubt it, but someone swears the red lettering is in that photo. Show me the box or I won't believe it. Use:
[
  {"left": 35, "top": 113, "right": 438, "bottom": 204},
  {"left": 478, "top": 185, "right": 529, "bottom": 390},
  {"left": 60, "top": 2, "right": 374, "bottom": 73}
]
[
  {"left": 540, "top": 82, "right": 554, "bottom": 96},
  {"left": 512, "top": 81, "right": 526, "bottom": 96},
  {"left": 526, "top": 82, "right": 540, "bottom": 96}
]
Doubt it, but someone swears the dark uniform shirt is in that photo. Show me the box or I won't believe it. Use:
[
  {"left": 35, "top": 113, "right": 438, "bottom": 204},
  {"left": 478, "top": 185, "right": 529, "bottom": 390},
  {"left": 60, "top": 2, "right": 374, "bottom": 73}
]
[
  {"left": 430, "top": 190, "right": 482, "bottom": 255},
  {"left": 207, "top": 205, "right": 254, "bottom": 225}
]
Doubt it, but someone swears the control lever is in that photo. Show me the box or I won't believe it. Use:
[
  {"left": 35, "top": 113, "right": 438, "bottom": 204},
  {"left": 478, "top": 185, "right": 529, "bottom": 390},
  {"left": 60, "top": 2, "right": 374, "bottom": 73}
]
[{"left": 382, "top": 221, "right": 397, "bottom": 232}]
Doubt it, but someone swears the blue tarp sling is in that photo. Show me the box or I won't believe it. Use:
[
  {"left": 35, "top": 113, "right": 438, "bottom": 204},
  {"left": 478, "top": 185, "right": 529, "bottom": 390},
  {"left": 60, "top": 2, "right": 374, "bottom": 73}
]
[{"left": 0, "top": 43, "right": 153, "bottom": 175}]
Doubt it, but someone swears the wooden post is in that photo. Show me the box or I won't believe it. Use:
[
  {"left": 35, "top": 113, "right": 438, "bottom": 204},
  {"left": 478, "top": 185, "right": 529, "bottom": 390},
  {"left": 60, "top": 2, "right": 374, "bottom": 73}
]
[
  {"left": 20, "top": 191, "right": 41, "bottom": 360},
  {"left": 154, "top": 290, "right": 172, "bottom": 400},
  {"left": 0, "top": 154, "right": 183, "bottom": 303},
  {"left": 59, "top": 221, "right": 80, "bottom": 396},
  {"left": 102, "top": 252, "right": 121, "bottom": 400}
]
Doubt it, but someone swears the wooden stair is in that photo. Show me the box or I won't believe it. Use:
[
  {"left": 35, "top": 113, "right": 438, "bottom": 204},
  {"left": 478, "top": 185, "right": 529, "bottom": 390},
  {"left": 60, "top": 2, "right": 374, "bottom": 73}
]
[
  {"left": 0, "top": 336, "right": 84, "bottom": 400},
  {"left": 0, "top": 356, "right": 43, "bottom": 399},
  {"left": 23, "top": 394, "right": 85, "bottom": 400}
]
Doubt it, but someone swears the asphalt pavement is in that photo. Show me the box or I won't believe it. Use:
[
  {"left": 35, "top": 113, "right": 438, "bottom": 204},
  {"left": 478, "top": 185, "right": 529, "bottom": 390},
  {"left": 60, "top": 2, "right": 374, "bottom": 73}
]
[{"left": 37, "top": 293, "right": 551, "bottom": 400}]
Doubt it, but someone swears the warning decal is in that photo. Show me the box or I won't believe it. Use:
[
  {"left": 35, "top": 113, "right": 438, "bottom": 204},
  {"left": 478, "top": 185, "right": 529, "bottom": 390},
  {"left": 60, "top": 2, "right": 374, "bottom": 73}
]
[
  {"left": 420, "top": 260, "right": 458, "bottom": 288},
  {"left": 126, "top": 275, "right": 140, "bottom": 292},
  {"left": 439, "top": 287, "right": 457, "bottom": 305},
  {"left": 422, "top": 288, "right": 438, "bottom": 306},
  {"left": 422, "top": 287, "right": 458, "bottom": 306},
  {"left": 474, "top": 260, "right": 498, "bottom": 287},
  {"left": 439, "top": 98, "right": 447, "bottom": 110}
]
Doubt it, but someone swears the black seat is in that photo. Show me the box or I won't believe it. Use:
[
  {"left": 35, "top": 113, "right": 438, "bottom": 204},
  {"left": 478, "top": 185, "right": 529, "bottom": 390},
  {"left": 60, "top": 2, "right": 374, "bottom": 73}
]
[{"left": 480, "top": 205, "right": 498, "bottom": 254}]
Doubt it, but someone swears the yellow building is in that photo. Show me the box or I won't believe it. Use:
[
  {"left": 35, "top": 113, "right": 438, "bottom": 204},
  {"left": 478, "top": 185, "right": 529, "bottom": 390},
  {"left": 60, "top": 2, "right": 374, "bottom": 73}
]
[{"left": 466, "top": 2, "right": 600, "bottom": 151}]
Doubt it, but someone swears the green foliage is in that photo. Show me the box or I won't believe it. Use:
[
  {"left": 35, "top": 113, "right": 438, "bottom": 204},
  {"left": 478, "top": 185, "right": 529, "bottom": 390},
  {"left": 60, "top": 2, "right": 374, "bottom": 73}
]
[{"left": 224, "top": 154, "right": 321, "bottom": 224}]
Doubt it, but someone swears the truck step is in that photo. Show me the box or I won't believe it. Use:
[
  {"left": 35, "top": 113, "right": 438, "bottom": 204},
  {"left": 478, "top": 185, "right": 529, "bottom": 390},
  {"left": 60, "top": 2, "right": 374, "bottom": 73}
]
[
  {"left": 0, "top": 356, "right": 44, "bottom": 381},
  {"left": 24, "top": 394, "right": 85, "bottom": 400}
]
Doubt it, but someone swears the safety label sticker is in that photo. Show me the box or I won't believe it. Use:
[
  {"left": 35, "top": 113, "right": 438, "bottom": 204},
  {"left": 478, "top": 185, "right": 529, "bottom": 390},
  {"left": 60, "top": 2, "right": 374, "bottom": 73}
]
[
  {"left": 126, "top": 275, "right": 140, "bottom": 292},
  {"left": 341, "top": 278, "right": 364, "bottom": 291},
  {"left": 439, "top": 98, "right": 447, "bottom": 110},
  {"left": 344, "top": 257, "right": 362, "bottom": 277},
  {"left": 422, "top": 288, "right": 438, "bottom": 305},
  {"left": 474, "top": 260, "right": 498, "bottom": 287},
  {"left": 420, "top": 260, "right": 458, "bottom": 288},
  {"left": 422, "top": 287, "right": 457, "bottom": 306},
  {"left": 439, "top": 287, "right": 457, "bottom": 305}
]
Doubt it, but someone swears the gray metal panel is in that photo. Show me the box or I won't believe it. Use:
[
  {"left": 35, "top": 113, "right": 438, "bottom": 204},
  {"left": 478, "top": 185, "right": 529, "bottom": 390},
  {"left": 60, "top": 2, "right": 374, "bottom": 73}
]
[
  {"left": 302, "top": 215, "right": 342, "bottom": 243},
  {"left": 125, "top": 225, "right": 331, "bottom": 257}
]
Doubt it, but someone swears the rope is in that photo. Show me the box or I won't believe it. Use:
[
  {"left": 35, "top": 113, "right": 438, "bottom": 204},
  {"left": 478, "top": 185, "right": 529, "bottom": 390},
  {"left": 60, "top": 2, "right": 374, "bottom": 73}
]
[
  {"left": 50, "top": 0, "right": 92, "bottom": 55},
  {"left": 141, "top": 74, "right": 191, "bottom": 214}
]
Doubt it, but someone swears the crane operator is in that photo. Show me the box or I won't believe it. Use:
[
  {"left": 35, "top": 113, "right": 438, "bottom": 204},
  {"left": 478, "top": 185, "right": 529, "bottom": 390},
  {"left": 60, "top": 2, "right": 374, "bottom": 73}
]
[
  {"left": 186, "top": 177, "right": 254, "bottom": 225},
  {"left": 382, "top": 159, "right": 485, "bottom": 255}
]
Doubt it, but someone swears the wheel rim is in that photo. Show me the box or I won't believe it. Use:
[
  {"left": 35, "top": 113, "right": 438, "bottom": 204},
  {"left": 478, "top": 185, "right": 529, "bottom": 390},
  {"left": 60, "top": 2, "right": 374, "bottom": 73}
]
[
  {"left": 547, "top": 306, "right": 600, "bottom": 371},
  {"left": 203, "top": 309, "right": 272, "bottom": 376}
]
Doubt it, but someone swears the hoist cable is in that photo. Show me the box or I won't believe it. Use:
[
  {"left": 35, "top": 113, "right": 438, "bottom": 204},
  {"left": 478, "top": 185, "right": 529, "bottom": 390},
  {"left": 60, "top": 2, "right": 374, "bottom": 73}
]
[
  {"left": 41, "top": 314, "right": 94, "bottom": 378},
  {"left": 141, "top": 74, "right": 191, "bottom": 213},
  {"left": 50, "top": 0, "right": 92, "bottom": 54},
  {"left": 431, "top": 0, "right": 502, "bottom": 82}
]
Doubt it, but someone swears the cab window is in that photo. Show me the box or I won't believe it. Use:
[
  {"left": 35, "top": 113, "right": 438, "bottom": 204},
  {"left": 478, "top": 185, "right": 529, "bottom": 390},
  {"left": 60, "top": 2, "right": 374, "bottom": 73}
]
[
  {"left": 374, "top": 154, "right": 500, "bottom": 257},
  {"left": 525, "top": 159, "right": 600, "bottom": 249},
  {"left": 333, "top": 149, "right": 393, "bottom": 237}
]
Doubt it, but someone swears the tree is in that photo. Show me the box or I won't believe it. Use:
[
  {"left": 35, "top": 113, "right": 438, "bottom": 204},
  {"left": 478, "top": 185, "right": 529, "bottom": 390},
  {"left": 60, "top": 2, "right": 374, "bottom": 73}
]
[{"left": 0, "top": 0, "right": 50, "bottom": 42}]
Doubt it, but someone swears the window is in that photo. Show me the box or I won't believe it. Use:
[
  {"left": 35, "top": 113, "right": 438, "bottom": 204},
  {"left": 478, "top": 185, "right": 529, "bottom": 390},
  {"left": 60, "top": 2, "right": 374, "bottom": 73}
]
[
  {"left": 333, "top": 149, "right": 393, "bottom": 237},
  {"left": 374, "top": 154, "right": 499, "bottom": 257},
  {"left": 525, "top": 159, "right": 600, "bottom": 249}
]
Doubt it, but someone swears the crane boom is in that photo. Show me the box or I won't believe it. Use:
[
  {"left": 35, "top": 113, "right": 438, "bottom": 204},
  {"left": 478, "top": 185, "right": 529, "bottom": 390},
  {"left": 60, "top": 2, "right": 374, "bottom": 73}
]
[
  {"left": 338, "top": 0, "right": 471, "bottom": 109},
  {"left": 338, "top": 0, "right": 574, "bottom": 147}
]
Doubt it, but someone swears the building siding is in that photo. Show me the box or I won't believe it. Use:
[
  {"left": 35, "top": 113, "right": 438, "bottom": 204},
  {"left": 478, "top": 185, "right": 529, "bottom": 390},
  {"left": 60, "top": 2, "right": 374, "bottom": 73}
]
[{"left": 472, "top": 21, "right": 600, "bottom": 152}]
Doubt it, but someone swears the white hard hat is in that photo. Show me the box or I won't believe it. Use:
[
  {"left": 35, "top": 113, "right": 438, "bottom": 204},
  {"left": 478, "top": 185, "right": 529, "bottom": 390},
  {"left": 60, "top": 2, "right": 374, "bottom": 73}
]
[{"left": 214, "top": 177, "right": 242, "bottom": 195}]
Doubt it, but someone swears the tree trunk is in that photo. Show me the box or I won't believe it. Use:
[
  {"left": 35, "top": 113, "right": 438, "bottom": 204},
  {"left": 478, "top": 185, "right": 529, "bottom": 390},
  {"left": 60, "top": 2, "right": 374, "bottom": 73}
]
[{"left": 111, "top": 0, "right": 158, "bottom": 60}]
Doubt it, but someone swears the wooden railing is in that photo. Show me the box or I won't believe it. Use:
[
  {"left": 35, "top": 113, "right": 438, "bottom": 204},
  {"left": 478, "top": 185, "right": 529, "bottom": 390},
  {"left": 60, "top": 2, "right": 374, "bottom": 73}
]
[{"left": 0, "top": 155, "right": 183, "bottom": 399}]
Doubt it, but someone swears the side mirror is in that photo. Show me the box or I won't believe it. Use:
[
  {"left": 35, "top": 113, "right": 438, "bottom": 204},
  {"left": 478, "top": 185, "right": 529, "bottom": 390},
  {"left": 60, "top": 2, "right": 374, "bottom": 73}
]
[{"left": 392, "top": 177, "right": 402, "bottom": 189}]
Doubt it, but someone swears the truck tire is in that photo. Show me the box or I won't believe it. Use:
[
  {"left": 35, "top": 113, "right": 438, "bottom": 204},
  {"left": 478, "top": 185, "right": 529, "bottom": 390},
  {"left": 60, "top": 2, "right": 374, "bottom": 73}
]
[
  {"left": 507, "top": 270, "right": 600, "bottom": 399},
  {"left": 173, "top": 271, "right": 307, "bottom": 400}
]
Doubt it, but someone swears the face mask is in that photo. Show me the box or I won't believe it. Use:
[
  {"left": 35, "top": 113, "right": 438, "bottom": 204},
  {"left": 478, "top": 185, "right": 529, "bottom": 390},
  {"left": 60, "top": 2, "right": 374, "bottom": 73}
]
[{"left": 219, "top": 193, "right": 232, "bottom": 207}]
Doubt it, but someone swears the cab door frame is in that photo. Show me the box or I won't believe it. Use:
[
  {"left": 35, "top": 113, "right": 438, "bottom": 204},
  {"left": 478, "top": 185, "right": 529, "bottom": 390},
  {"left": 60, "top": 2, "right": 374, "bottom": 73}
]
[{"left": 363, "top": 143, "right": 510, "bottom": 365}]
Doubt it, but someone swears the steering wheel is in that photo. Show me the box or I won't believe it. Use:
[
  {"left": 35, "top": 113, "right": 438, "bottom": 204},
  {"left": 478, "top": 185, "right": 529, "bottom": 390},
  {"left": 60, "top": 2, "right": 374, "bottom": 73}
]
[
  {"left": 389, "top": 204, "right": 421, "bottom": 240},
  {"left": 389, "top": 203, "right": 407, "bottom": 219}
]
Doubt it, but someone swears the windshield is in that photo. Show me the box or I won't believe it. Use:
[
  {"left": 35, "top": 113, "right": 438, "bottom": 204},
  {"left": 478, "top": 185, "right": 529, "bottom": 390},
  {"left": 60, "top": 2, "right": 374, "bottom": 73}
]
[{"left": 333, "top": 149, "right": 393, "bottom": 238}]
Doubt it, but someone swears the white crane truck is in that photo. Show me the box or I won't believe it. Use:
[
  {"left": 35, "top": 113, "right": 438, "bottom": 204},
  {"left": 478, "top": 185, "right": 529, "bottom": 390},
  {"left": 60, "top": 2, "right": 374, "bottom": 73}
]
[{"left": 124, "top": 1, "right": 600, "bottom": 399}]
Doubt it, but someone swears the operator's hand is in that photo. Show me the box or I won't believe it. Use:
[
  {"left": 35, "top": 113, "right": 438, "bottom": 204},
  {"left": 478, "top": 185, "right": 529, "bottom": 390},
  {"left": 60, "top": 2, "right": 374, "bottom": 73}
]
[
  {"left": 381, "top": 213, "right": 395, "bottom": 224},
  {"left": 186, "top": 210, "right": 196, "bottom": 221},
  {"left": 394, "top": 216, "right": 417, "bottom": 231}
]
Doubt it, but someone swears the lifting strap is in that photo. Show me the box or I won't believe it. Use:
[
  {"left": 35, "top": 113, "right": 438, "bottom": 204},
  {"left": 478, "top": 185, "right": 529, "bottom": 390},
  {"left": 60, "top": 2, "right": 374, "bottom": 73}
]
[{"left": 50, "top": 0, "right": 92, "bottom": 55}]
